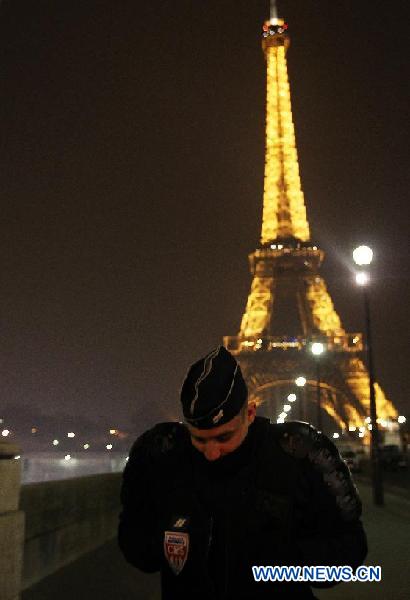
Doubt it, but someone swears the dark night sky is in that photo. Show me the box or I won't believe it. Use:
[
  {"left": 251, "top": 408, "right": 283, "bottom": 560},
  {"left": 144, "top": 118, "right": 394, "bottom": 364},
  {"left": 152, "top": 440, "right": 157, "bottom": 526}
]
[{"left": 0, "top": 1, "right": 409, "bottom": 436}]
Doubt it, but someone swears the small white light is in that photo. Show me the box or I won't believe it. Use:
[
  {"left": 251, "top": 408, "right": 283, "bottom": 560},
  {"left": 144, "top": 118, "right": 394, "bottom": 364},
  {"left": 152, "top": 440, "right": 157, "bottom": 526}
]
[
  {"left": 64, "top": 454, "right": 71, "bottom": 461},
  {"left": 283, "top": 404, "right": 291, "bottom": 412},
  {"left": 355, "top": 272, "right": 369, "bottom": 286},
  {"left": 277, "top": 244, "right": 283, "bottom": 250},
  {"left": 1, "top": 429, "right": 10, "bottom": 437},
  {"left": 311, "top": 342, "right": 325, "bottom": 356},
  {"left": 106, "top": 444, "right": 113, "bottom": 450},
  {"left": 125, "top": 456, "right": 129, "bottom": 462},
  {"left": 83, "top": 443, "right": 90, "bottom": 449},
  {"left": 67, "top": 432, "right": 75, "bottom": 438},
  {"left": 109, "top": 429, "right": 117, "bottom": 435},
  {"left": 52, "top": 439, "right": 59, "bottom": 446},
  {"left": 295, "top": 376, "right": 306, "bottom": 387},
  {"left": 398, "top": 416, "right": 406, "bottom": 424},
  {"left": 257, "top": 338, "right": 262, "bottom": 344},
  {"left": 365, "top": 417, "right": 371, "bottom": 423},
  {"left": 14, "top": 455, "right": 21, "bottom": 460},
  {"left": 333, "top": 433, "right": 340, "bottom": 439},
  {"left": 353, "top": 245, "right": 373, "bottom": 266},
  {"left": 358, "top": 432, "right": 365, "bottom": 438},
  {"left": 349, "top": 426, "right": 357, "bottom": 432},
  {"left": 277, "top": 417, "right": 285, "bottom": 424},
  {"left": 278, "top": 412, "right": 287, "bottom": 420},
  {"left": 287, "top": 393, "right": 297, "bottom": 402},
  {"left": 368, "top": 424, "right": 373, "bottom": 430},
  {"left": 359, "top": 426, "right": 366, "bottom": 433}
]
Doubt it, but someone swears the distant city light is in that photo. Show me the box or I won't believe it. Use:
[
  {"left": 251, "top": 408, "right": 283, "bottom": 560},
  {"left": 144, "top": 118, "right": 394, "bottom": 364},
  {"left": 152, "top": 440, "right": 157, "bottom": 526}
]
[
  {"left": 67, "top": 432, "right": 75, "bottom": 438},
  {"left": 109, "top": 429, "right": 118, "bottom": 435},
  {"left": 277, "top": 417, "right": 285, "bottom": 424},
  {"left": 349, "top": 426, "right": 357, "bottom": 432},
  {"left": 106, "top": 444, "right": 113, "bottom": 450},
  {"left": 333, "top": 433, "right": 340, "bottom": 439},
  {"left": 278, "top": 412, "right": 287, "bottom": 420},
  {"left": 358, "top": 432, "right": 365, "bottom": 438},
  {"left": 31, "top": 427, "right": 38, "bottom": 434},
  {"left": 287, "top": 393, "right": 297, "bottom": 402},
  {"left": 1, "top": 429, "right": 10, "bottom": 437},
  {"left": 365, "top": 417, "right": 371, "bottom": 423},
  {"left": 83, "top": 444, "right": 90, "bottom": 449},
  {"left": 52, "top": 439, "right": 59, "bottom": 446},
  {"left": 64, "top": 454, "right": 71, "bottom": 461},
  {"left": 295, "top": 376, "right": 306, "bottom": 387},
  {"left": 359, "top": 426, "right": 366, "bottom": 433},
  {"left": 283, "top": 405, "right": 291, "bottom": 412},
  {"left": 398, "top": 416, "right": 406, "bottom": 424},
  {"left": 14, "top": 455, "right": 21, "bottom": 460},
  {"left": 311, "top": 342, "right": 325, "bottom": 356},
  {"left": 355, "top": 272, "right": 369, "bottom": 286},
  {"left": 368, "top": 424, "right": 373, "bottom": 430}
]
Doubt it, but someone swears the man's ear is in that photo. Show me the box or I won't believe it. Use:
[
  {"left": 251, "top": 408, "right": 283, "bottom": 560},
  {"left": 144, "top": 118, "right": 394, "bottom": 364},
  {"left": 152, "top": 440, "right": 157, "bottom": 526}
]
[{"left": 247, "top": 402, "right": 257, "bottom": 425}]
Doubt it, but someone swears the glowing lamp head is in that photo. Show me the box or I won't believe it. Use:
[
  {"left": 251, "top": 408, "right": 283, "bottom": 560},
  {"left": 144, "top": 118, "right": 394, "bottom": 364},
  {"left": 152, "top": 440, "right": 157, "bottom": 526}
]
[
  {"left": 287, "top": 393, "right": 297, "bottom": 402},
  {"left": 398, "top": 416, "right": 406, "bottom": 424},
  {"left": 311, "top": 342, "right": 325, "bottom": 356},
  {"left": 353, "top": 245, "right": 373, "bottom": 266},
  {"left": 355, "top": 272, "right": 369, "bottom": 286},
  {"left": 295, "top": 376, "right": 306, "bottom": 387}
]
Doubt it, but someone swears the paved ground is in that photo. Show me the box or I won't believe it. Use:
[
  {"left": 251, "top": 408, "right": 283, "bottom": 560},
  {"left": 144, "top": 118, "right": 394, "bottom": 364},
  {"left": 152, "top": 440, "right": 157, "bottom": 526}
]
[{"left": 23, "top": 482, "right": 410, "bottom": 600}]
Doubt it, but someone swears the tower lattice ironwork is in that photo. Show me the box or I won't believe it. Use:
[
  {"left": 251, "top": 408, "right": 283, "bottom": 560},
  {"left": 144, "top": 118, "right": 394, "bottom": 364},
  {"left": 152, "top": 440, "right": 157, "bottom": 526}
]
[{"left": 223, "top": 11, "right": 397, "bottom": 438}]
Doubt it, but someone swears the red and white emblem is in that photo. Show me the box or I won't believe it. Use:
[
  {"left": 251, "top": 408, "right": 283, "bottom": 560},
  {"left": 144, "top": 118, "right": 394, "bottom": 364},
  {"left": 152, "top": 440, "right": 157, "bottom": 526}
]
[{"left": 164, "top": 530, "right": 189, "bottom": 575}]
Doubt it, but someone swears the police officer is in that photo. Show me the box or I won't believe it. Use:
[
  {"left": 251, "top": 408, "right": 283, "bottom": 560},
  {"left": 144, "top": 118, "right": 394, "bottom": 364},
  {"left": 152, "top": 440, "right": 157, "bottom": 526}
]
[{"left": 118, "top": 346, "right": 367, "bottom": 599}]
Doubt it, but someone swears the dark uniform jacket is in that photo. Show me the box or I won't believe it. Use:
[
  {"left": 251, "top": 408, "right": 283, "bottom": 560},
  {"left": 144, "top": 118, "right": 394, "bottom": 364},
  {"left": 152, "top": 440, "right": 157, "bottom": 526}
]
[{"left": 118, "top": 417, "right": 367, "bottom": 599}]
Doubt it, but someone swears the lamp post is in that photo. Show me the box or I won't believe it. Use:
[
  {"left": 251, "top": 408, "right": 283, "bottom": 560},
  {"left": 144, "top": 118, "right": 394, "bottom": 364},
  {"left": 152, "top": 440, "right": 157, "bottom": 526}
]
[
  {"left": 295, "top": 376, "right": 307, "bottom": 421},
  {"left": 353, "top": 245, "right": 384, "bottom": 506},
  {"left": 311, "top": 342, "right": 325, "bottom": 432}
]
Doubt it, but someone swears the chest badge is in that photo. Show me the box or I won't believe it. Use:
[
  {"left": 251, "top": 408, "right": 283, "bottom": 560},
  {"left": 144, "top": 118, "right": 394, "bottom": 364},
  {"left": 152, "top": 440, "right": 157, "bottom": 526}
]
[{"left": 164, "top": 531, "right": 189, "bottom": 575}]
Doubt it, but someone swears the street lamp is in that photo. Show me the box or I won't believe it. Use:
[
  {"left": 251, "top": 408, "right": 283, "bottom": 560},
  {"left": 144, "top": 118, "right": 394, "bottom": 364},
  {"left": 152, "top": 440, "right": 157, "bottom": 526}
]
[
  {"left": 353, "top": 244, "right": 384, "bottom": 506},
  {"left": 310, "top": 342, "right": 325, "bottom": 432},
  {"left": 295, "top": 376, "right": 307, "bottom": 421}
]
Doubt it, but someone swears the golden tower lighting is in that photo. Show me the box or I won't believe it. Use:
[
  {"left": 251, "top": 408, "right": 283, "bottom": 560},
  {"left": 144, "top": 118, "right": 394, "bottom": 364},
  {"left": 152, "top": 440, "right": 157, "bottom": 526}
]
[{"left": 223, "top": 4, "right": 398, "bottom": 440}]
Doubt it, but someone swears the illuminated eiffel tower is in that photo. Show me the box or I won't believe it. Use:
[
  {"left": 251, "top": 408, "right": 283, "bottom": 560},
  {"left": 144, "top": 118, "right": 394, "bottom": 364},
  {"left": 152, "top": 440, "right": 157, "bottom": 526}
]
[{"left": 223, "top": 2, "right": 397, "bottom": 437}]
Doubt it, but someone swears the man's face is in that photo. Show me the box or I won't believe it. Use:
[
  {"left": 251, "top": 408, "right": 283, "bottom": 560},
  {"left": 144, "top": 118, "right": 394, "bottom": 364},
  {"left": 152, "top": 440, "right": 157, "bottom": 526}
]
[{"left": 187, "top": 403, "right": 256, "bottom": 461}]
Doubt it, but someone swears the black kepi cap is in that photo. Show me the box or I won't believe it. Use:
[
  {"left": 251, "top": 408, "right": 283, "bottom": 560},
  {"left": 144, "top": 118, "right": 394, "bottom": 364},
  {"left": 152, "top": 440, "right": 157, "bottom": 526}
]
[{"left": 180, "top": 346, "right": 248, "bottom": 429}]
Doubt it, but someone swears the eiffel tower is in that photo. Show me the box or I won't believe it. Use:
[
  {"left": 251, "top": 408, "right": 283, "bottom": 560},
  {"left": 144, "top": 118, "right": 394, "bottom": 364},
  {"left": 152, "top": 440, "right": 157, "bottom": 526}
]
[{"left": 223, "top": 3, "right": 397, "bottom": 438}]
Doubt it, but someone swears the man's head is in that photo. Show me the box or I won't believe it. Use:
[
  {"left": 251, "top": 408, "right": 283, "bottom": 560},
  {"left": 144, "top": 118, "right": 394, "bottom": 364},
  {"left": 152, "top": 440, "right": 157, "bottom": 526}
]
[
  {"left": 180, "top": 346, "right": 256, "bottom": 461},
  {"left": 187, "top": 400, "right": 256, "bottom": 461}
]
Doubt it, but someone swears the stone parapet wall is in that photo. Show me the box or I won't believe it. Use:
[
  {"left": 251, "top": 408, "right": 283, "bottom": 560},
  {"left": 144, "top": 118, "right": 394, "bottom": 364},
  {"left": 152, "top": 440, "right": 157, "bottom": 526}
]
[
  {"left": 20, "top": 472, "right": 122, "bottom": 590},
  {"left": 0, "top": 442, "right": 24, "bottom": 600}
]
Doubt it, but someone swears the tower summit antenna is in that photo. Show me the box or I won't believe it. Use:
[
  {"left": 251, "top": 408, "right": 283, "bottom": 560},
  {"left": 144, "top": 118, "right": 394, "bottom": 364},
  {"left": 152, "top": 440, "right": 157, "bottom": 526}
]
[{"left": 270, "top": 0, "right": 278, "bottom": 22}]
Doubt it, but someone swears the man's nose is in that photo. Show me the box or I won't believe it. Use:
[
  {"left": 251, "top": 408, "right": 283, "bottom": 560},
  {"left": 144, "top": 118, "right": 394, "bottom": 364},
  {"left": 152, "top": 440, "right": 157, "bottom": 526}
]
[{"left": 204, "top": 441, "right": 221, "bottom": 461}]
